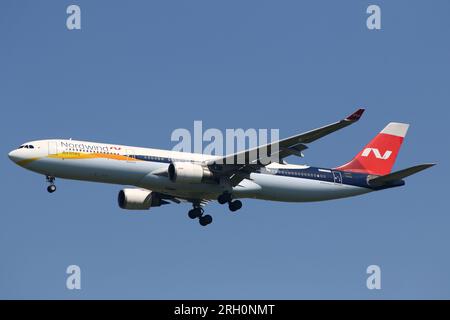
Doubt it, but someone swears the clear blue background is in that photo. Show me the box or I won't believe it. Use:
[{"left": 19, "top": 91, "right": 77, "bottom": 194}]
[{"left": 1, "top": 0, "right": 449, "bottom": 299}]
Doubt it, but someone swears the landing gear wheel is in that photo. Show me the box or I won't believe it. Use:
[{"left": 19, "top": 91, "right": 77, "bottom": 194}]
[
  {"left": 190, "top": 201, "right": 212, "bottom": 226},
  {"left": 46, "top": 175, "right": 56, "bottom": 193},
  {"left": 199, "top": 214, "right": 213, "bottom": 226},
  {"left": 229, "top": 200, "right": 242, "bottom": 212},
  {"left": 47, "top": 185, "right": 56, "bottom": 193},
  {"left": 217, "top": 192, "right": 232, "bottom": 205},
  {"left": 188, "top": 208, "right": 203, "bottom": 219}
]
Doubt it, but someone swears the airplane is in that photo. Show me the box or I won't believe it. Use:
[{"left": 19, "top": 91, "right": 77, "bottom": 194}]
[{"left": 8, "top": 109, "right": 434, "bottom": 227}]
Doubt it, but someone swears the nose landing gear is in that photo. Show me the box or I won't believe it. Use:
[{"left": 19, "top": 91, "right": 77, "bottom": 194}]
[{"left": 46, "top": 175, "right": 56, "bottom": 193}]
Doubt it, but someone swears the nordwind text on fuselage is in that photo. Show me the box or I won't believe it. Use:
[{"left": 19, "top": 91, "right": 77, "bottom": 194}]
[{"left": 60, "top": 141, "right": 122, "bottom": 153}]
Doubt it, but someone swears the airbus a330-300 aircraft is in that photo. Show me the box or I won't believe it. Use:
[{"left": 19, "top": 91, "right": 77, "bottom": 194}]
[{"left": 8, "top": 109, "right": 434, "bottom": 226}]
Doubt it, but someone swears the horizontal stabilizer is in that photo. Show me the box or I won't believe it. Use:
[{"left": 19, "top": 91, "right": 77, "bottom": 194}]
[{"left": 368, "top": 163, "right": 435, "bottom": 187}]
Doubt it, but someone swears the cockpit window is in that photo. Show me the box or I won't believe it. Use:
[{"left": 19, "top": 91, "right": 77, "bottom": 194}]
[
  {"left": 29, "top": 145, "right": 34, "bottom": 149},
  {"left": 18, "top": 145, "right": 34, "bottom": 149}
]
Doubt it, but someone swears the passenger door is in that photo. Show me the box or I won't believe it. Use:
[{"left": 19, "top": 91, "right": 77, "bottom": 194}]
[
  {"left": 125, "top": 149, "right": 136, "bottom": 163},
  {"left": 48, "top": 141, "right": 58, "bottom": 155},
  {"left": 332, "top": 171, "right": 342, "bottom": 184}
]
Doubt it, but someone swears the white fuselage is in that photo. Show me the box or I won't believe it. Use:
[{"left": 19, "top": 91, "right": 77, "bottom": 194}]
[{"left": 8, "top": 139, "right": 372, "bottom": 202}]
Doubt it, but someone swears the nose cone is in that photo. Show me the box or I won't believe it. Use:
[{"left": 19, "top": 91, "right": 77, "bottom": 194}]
[{"left": 8, "top": 150, "right": 19, "bottom": 163}]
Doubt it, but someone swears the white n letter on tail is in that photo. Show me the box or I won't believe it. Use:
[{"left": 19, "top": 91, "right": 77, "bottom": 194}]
[{"left": 361, "top": 148, "right": 392, "bottom": 160}]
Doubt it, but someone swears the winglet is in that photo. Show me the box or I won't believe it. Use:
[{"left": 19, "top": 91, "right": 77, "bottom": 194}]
[{"left": 345, "top": 108, "right": 365, "bottom": 122}]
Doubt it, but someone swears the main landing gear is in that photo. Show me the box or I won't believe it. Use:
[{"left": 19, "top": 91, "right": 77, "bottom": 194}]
[
  {"left": 46, "top": 175, "right": 56, "bottom": 193},
  {"left": 217, "top": 192, "right": 242, "bottom": 212},
  {"left": 188, "top": 203, "right": 213, "bottom": 227}
]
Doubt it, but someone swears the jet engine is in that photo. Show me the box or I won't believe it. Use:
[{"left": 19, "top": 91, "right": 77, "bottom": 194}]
[
  {"left": 168, "top": 162, "right": 213, "bottom": 183},
  {"left": 118, "top": 188, "right": 163, "bottom": 210}
]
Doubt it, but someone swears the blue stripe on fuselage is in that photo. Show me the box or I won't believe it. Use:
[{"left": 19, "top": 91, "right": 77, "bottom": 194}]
[
  {"left": 267, "top": 166, "right": 369, "bottom": 188},
  {"left": 268, "top": 166, "right": 404, "bottom": 190},
  {"left": 131, "top": 154, "right": 402, "bottom": 190}
]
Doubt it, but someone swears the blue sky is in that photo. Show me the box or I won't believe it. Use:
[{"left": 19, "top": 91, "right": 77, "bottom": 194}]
[{"left": 1, "top": 0, "right": 449, "bottom": 299}]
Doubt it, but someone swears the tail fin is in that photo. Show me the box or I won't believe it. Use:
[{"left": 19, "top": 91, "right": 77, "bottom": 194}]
[{"left": 335, "top": 122, "right": 409, "bottom": 175}]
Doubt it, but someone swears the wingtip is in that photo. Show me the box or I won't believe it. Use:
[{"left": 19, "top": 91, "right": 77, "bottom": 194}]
[{"left": 345, "top": 108, "right": 365, "bottom": 121}]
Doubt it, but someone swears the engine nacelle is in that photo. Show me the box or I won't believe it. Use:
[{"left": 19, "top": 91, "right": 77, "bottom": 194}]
[
  {"left": 168, "top": 162, "right": 213, "bottom": 183},
  {"left": 118, "top": 188, "right": 162, "bottom": 210}
]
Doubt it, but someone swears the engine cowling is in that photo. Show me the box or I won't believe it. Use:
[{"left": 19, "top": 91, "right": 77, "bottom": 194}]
[
  {"left": 168, "top": 162, "right": 213, "bottom": 183},
  {"left": 118, "top": 188, "right": 162, "bottom": 210}
]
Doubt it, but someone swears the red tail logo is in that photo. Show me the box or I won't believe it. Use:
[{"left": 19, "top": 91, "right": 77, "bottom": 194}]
[{"left": 336, "top": 122, "right": 409, "bottom": 175}]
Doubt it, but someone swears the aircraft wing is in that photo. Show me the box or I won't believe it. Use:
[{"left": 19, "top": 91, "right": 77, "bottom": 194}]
[{"left": 206, "top": 108, "right": 365, "bottom": 185}]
